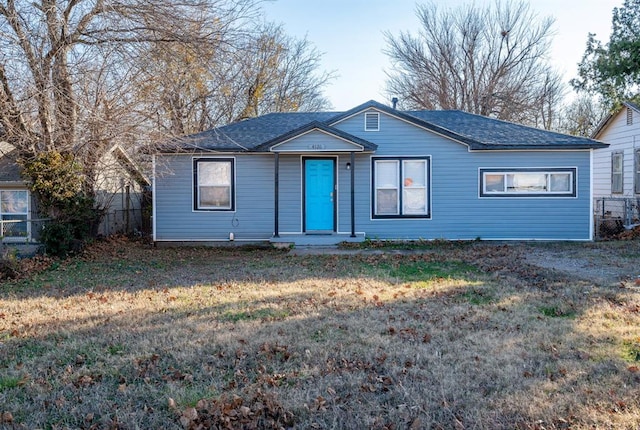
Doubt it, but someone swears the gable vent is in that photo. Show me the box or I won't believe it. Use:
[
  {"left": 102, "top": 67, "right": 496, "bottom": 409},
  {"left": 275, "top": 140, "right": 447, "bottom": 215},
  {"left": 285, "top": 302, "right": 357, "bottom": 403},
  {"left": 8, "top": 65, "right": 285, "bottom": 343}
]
[
  {"left": 627, "top": 107, "right": 633, "bottom": 125},
  {"left": 365, "top": 112, "right": 380, "bottom": 131}
]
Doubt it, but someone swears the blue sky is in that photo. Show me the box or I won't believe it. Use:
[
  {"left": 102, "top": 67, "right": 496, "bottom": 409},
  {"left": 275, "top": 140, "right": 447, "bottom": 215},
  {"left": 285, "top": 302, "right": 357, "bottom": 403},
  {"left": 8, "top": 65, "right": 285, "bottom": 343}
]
[{"left": 263, "top": 0, "right": 622, "bottom": 110}]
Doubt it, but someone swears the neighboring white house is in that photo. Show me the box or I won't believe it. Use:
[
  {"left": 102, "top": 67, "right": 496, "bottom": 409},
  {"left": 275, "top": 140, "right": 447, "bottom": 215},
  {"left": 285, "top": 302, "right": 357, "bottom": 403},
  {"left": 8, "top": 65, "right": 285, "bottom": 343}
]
[
  {"left": 0, "top": 143, "right": 150, "bottom": 242},
  {"left": 0, "top": 142, "right": 36, "bottom": 242},
  {"left": 592, "top": 101, "right": 640, "bottom": 229}
]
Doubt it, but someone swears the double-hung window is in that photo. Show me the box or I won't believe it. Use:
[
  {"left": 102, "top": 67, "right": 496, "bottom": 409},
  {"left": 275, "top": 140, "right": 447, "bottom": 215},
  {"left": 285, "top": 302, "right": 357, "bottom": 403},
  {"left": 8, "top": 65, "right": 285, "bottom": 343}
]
[
  {"left": 635, "top": 149, "right": 640, "bottom": 194},
  {"left": 372, "top": 157, "right": 430, "bottom": 218},
  {"left": 1, "top": 190, "right": 29, "bottom": 239},
  {"left": 611, "top": 152, "right": 623, "bottom": 194},
  {"left": 193, "top": 158, "right": 235, "bottom": 211},
  {"left": 480, "top": 168, "right": 576, "bottom": 197}
]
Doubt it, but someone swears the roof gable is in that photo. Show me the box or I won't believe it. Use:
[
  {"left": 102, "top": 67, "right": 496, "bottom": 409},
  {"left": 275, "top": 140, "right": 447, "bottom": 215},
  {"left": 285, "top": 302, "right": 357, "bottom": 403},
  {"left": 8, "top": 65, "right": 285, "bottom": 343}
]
[
  {"left": 256, "top": 121, "right": 377, "bottom": 152},
  {"left": 592, "top": 101, "right": 640, "bottom": 139}
]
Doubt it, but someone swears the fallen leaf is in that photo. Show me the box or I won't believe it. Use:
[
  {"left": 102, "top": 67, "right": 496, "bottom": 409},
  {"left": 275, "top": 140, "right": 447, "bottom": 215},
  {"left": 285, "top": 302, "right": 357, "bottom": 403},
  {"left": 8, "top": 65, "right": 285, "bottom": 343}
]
[{"left": 1, "top": 412, "right": 13, "bottom": 423}]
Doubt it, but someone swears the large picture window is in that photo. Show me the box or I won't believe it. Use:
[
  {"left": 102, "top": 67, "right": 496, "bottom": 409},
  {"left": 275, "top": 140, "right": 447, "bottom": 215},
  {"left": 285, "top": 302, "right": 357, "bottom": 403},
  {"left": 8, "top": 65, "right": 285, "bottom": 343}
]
[
  {"left": 372, "top": 157, "right": 430, "bottom": 218},
  {"left": 480, "top": 168, "right": 576, "bottom": 197},
  {"left": 1, "top": 190, "right": 29, "bottom": 239},
  {"left": 193, "top": 158, "right": 235, "bottom": 211}
]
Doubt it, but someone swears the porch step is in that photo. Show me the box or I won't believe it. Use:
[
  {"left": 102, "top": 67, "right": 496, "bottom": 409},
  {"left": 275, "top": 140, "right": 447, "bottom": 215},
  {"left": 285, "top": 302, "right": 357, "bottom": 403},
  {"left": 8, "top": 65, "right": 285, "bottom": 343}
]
[{"left": 270, "top": 233, "right": 365, "bottom": 246}]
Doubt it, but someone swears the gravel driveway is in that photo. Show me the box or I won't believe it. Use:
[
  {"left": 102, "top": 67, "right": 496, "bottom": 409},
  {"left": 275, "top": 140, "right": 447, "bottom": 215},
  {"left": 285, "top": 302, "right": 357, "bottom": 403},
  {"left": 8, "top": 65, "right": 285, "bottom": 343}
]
[{"left": 521, "top": 241, "right": 640, "bottom": 286}]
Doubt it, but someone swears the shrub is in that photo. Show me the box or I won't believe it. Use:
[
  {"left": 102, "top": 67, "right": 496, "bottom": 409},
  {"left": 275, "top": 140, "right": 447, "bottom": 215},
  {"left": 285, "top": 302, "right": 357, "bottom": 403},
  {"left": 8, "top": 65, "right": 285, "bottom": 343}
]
[
  {"left": 20, "top": 152, "right": 101, "bottom": 256},
  {"left": 0, "top": 243, "right": 19, "bottom": 280}
]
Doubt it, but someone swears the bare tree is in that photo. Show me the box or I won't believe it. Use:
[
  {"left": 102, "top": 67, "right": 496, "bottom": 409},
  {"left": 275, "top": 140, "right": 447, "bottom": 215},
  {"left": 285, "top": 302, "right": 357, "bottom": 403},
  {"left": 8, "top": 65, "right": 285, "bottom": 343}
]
[
  {"left": 556, "top": 96, "right": 608, "bottom": 137},
  {"left": 135, "top": 22, "right": 334, "bottom": 135},
  {"left": 0, "top": 0, "right": 258, "bottom": 157},
  {"left": 384, "top": 0, "right": 564, "bottom": 128}
]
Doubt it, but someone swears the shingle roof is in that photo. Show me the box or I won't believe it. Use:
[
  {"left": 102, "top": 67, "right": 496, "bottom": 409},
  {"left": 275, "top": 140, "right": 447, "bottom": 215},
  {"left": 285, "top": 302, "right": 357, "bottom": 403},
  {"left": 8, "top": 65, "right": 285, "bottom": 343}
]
[
  {"left": 163, "top": 100, "right": 607, "bottom": 153},
  {"left": 406, "top": 109, "right": 607, "bottom": 150},
  {"left": 168, "top": 112, "right": 338, "bottom": 152},
  {"left": 0, "top": 146, "right": 23, "bottom": 183}
]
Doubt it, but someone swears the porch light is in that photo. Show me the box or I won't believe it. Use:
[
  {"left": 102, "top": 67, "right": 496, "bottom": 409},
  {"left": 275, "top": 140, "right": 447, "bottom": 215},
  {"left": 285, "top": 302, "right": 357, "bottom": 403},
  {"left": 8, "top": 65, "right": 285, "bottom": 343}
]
[{"left": 346, "top": 162, "right": 351, "bottom": 170}]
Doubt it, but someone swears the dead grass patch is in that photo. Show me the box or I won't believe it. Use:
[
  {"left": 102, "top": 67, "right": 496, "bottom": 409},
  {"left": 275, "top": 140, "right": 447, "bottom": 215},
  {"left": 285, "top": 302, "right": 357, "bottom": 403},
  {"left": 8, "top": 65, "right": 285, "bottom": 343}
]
[{"left": 1, "top": 239, "right": 639, "bottom": 428}]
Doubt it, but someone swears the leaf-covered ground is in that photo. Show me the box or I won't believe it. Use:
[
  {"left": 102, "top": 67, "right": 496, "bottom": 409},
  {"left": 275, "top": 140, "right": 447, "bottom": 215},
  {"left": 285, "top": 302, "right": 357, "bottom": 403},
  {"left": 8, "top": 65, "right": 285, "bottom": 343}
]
[{"left": 1, "top": 238, "right": 639, "bottom": 429}]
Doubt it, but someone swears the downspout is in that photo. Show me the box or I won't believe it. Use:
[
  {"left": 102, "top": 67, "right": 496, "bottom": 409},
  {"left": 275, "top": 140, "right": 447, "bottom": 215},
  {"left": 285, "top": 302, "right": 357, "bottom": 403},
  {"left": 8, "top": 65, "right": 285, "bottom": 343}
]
[
  {"left": 350, "top": 152, "right": 356, "bottom": 238},
  {"left": 590, "top": 149, "right": 594, "bottom": 241},
  {"left": 152, "top": 154, "right": 157, "bottom": 243},
  {"left": 274, "top": 152, "right": 280, "bottom": 238}
]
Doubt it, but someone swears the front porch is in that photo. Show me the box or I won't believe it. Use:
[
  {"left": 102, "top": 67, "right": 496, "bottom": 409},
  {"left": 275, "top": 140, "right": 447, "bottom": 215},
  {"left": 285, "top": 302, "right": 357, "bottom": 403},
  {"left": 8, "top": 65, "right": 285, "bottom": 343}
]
[{"left": 270, "top": 232, "right": 366, "bottom": 246}]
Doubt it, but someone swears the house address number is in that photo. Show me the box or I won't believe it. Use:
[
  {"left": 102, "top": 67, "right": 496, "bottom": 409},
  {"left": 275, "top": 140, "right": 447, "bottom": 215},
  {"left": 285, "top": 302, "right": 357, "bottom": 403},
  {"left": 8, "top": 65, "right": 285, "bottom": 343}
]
[{"left": 308, "top": 144, "right": 326, "bottom": 150}]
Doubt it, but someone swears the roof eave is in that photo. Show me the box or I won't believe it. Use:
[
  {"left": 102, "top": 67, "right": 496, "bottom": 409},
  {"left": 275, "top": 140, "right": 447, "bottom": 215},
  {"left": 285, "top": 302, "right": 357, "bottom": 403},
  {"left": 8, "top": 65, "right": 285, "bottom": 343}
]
[{"left": 470, "top": 143, "right": 609, "bottom": 151}]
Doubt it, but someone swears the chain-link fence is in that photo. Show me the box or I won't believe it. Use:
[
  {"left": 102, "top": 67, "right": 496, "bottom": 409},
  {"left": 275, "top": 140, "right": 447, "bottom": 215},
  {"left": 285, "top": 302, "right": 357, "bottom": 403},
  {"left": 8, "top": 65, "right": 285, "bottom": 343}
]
[{"left": 594, "top": 197, "right": 640, "bottom": 239}]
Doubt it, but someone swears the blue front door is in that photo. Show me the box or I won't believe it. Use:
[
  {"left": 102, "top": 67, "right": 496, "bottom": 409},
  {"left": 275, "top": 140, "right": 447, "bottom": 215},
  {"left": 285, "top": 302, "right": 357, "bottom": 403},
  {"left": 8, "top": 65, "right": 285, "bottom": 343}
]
[{"left": 305, "top": 159, "right": 335, "bottom": 231}]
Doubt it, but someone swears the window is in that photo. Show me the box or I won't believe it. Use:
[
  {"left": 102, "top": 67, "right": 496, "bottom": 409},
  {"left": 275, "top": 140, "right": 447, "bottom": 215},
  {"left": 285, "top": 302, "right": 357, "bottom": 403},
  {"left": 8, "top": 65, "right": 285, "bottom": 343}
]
[
  {"left": 372, "top": 157, "right": 430, "bottom": 218},
  {"left": 612, "top": 152, "right": 623, "bottom": 194},
  {"left": 364, "top": 112, "right": 380, "bottom": 131},
  {"left": 635, "top": 149, "right": 640, "bottom": 194},
  {"left": 0, "top": 190, "right": 29, "bottom": 239},
  {"left": 480, "top": 168, "right": 576, "bottom": 197},
  {"left": 193, "top": 158, "right": 235, "bottom": 211}
]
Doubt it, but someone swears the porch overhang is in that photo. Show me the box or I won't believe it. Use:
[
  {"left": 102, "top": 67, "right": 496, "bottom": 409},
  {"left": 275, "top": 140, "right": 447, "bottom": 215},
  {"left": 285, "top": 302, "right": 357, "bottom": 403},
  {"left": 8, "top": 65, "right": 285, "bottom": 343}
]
[{"left": 256, "top": 121, "right": 377, "bottom": 153}]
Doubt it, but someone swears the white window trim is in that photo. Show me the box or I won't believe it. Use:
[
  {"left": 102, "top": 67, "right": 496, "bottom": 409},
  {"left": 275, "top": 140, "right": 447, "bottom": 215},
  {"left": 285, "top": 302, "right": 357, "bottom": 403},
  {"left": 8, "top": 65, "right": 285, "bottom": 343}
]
[
  {"left": 364, "top": 112, "right": 380, "bottom": 131},
  {"left": 192, "top": 157, "right": 236, "bottom": 212},
  {"left": 611, "top": 152, "right": 624, "bottom": 194},
  {"left": 635, "top": 149, "right": 640, "bottom": 195},
  {"left": 372, "top": 156, "right": 431, "bottom": 218},
  {"left": 479, "top": 168, "right": 577, "bottom": 198},
  {"left": 0, "top": 189, "right": 30, "bottom": 241}
]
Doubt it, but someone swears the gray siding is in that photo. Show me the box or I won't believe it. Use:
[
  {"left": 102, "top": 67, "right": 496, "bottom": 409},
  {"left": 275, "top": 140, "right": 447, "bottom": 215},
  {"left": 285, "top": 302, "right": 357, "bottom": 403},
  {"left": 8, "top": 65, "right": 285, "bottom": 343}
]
[
  {"left": 274, "top": 130, "right": 363, "bottom": 152},
  {"left": 334, "top": 111, "right": 593, "bottom": 240},
  {"left": 593, "top": 108, "right": 640, "bottom": 197},
  {"left": 155, "top": 110, "right": 595, "bottom": 241},
  {"left": 155, "top": 154, "right": 274, "bottom": 241}
]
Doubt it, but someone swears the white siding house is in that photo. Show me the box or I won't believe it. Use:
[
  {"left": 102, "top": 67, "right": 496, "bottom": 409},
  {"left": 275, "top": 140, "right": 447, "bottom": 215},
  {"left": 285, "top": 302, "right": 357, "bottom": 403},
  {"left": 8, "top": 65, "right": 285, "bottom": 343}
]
[{"left": 592, "top": 102, "right": 640, "bottom": 229}]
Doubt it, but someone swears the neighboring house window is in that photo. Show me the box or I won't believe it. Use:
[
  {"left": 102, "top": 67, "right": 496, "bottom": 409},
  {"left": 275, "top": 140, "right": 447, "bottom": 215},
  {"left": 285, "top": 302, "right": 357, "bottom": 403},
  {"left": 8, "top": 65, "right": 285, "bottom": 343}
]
[
  {"left": 193, "top": 158, "right": 235, "bottom": 211},
  {"left": 635, "top": 149, "right": 640, "bottom": 194},
  {"left": 364, "top": 112, "right": 380, "bottom": 131},
  {"left": 627, "top": 108, "right": 633, "bottom": 125},
  {"left": 611, "top": 152, "right": 623, "bottom": 194},
  {"left": 372, "top": 157, "right": 430, "bottom": 218},
  {"left": 479, "top": 168, "right": 576, "bottom": 197},
  {"left": 0, "top": 190, "right": 29, "bottom": 239}
]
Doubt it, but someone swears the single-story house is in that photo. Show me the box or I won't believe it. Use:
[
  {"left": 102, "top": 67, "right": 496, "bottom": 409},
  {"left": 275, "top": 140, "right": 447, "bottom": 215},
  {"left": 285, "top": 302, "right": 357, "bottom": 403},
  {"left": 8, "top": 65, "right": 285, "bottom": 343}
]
[
  {"left": 0, "top": 143, "right": 150, "bottom": 242},
  {"left": 152, "top": 100, "right": 607, "bottom": 245},
  {"left": 591, "top": 101, "right": 640, "bottom": 228}
]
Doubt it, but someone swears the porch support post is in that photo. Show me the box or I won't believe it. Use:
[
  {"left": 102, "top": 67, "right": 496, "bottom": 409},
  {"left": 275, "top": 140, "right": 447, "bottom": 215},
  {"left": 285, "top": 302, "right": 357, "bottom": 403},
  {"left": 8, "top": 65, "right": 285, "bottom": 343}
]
[
  {"left": 350, "top": 151, "right": 356, "bottom": 238},
  {"left": 274, "top": 152, "right": 280, "bottom": 238}
]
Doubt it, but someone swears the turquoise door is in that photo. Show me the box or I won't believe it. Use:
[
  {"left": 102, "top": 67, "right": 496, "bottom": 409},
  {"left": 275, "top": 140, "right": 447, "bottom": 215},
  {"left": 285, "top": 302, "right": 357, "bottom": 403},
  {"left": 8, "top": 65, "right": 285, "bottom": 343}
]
[{"left": 305, "top": 159, "right": 335, "bottom": 231}]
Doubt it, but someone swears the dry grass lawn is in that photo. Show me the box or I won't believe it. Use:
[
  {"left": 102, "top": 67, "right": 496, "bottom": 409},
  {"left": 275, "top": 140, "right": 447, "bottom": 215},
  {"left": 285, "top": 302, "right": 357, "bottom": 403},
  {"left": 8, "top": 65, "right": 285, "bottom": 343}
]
[{"left": 1, "top": 239, "right": 640, "bottom": 429}]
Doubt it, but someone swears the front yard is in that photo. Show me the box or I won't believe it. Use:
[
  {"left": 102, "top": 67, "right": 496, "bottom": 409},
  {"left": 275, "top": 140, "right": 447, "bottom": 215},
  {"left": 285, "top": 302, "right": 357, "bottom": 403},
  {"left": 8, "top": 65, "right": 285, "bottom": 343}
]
[{"left": 1, "top": 239, "right": 640, "bottom": 429}]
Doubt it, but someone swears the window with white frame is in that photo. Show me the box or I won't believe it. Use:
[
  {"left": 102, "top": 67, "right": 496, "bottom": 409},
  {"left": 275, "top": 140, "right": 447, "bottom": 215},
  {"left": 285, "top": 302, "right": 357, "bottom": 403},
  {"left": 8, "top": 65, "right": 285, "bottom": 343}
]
[
  {"left": 611, "top": 152, "right": 623, "bottom": 194},
  {"left": 193, "top": 158, "right": 235, "bottom": 211},
  {"left": 635, "top": 149, "right": 640, "bottom": 194},
  {"left": 0, "top": 190, "right": 29, "bottom": 239},
  {"left": 364, "top": 112, "right": 380, "bottom": 131},
  {"left": 480, "top": 168, "right": 576, "bottom": 197},
  {"left": 372, "top": 157, "right": 430, "bottom": 218}
]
